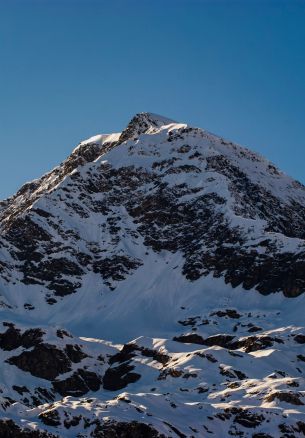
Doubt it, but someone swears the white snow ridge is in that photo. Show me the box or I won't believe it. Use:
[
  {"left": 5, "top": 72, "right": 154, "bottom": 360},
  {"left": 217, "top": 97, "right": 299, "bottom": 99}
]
[{"left": 0, "top": 112, "right": 305, "bottom": 437}]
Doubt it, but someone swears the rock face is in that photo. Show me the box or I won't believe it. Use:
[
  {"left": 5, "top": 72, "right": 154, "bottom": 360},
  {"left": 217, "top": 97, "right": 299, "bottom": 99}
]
[{"left": 1, "top": 113, "right": 305, "bottom": 437}]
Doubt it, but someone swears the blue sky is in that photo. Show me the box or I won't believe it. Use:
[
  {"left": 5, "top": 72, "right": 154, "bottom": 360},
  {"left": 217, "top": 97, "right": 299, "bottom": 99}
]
[{"left": 1, "top": 0, "right": 305, "bottom": 199}]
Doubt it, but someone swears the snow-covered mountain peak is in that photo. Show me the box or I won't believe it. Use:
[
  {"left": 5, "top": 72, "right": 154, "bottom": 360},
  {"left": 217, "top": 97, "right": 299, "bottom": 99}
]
[
  {"left": 1, "top": 114, "right": 305, "bottom": 437},
  {"left": 71, "top": 113, "right": 177, "bottom": 156}
]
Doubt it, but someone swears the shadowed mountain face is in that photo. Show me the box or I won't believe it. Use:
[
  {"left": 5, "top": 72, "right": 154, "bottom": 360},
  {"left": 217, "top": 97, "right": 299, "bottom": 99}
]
[{"left": 1, "top": 113, "right": 305, "bottom": 437}]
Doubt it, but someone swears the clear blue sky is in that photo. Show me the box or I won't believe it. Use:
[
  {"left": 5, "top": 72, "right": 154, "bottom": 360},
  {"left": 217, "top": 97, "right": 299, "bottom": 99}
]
[{"left": 1, "top": 0, "right": 305, "bottom": 199}]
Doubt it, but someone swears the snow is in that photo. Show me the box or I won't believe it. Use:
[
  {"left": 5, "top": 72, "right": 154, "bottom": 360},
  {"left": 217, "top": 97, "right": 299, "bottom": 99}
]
[{"left": 77, "top": 132, "right": 121, "bottom": 148}]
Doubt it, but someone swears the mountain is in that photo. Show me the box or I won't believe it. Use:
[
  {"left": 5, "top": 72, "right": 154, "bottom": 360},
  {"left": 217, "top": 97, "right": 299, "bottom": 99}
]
[{"left": 1, "top": 112, "right": 305, "bottom": 437}]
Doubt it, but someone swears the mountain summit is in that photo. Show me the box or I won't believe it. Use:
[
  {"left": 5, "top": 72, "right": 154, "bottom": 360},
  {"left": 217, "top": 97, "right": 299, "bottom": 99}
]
[
  {"left": 118, "top": 112, "right": 177, "bottom": 143},
  {"left": 1, "top": 114, "right": 305, "bottom": 437}
]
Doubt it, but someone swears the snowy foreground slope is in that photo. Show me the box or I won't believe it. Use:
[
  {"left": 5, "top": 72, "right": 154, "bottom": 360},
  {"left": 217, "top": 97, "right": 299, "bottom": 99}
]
[{"left": 1, "top": 113, "right": 305, "bottom": 437}]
